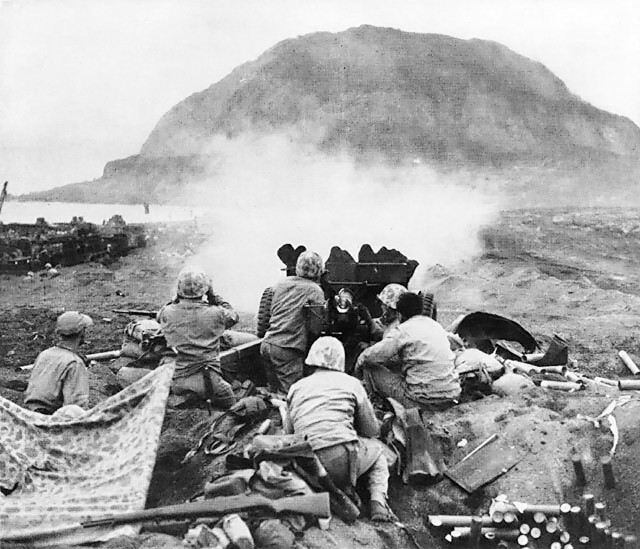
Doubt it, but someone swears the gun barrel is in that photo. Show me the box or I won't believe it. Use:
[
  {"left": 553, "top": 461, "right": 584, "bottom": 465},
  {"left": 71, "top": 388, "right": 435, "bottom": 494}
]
[{"left": 112, "top": 309, "right": 158, "bottom": 317}]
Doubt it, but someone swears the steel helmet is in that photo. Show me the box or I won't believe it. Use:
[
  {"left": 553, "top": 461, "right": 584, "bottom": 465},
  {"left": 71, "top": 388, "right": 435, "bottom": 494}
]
[
  {"left": 177, "top": 267, "right": 210, "bottom": 299},
  {"left": 305, "top": 336, "right": 345, "bottom": 372},
  {"left": 377, "top": 283, "right": 408, "bottom": 310},
  {"left": 295, "top": 251, "right": 324, "bottom": 280}
]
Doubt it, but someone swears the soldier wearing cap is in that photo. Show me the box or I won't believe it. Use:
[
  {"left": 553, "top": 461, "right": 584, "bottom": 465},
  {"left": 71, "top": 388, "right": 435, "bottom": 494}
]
[
  {"left": 157, "top": 266, "right": 256, "bottom": 409},
  {"left": 24, "top": 311, "right": 93, "bottom": 415},
  {"left": 285, "top": 336, "right": 391, "bottom": 521},
  {"left": 260, "top": 251, "right": 326, "bottom": 393}
]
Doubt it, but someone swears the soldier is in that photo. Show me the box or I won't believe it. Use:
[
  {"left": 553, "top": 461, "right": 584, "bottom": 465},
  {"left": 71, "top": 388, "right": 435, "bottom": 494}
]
[
  {"left": 370, "top": 283, "right": 408, "bottom": 341},
  {"left": 157, "top": 266, "right": 255, "bottom": 409},
  {"left": 24, "top": 311, "right": 93, "bottom": 414},
  {"left": 260, "top": 251, "right": 326, "bottom": 393},
  {"left": 356, "top": 292, "right": 461, "bottom": 411},
  {"left": 285, "top": 336, "right": 392, "bottom": 521}
]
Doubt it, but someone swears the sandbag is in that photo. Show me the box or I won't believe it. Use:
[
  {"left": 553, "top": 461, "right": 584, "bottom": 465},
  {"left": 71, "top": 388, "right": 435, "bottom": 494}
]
[
  {"left": 491, "top": 372, "right": 535, "bottom": 396},
  {"left": 455, "top": 348, "right": 503, "bottom": 376}
]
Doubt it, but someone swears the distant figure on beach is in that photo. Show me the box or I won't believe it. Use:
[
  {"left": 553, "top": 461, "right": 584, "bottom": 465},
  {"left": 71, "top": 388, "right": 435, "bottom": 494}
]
[{"left": 144, "top": 202, "right": 150, "bottom": 214}]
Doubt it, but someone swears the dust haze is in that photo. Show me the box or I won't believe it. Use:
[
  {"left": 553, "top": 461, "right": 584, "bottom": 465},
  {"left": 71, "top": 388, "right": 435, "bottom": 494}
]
[{"left": 171, "top": 133, "right": 501, "bottom": 313}]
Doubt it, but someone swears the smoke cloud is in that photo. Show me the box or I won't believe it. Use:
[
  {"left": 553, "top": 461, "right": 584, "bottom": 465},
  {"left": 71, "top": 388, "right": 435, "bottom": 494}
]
[{"left": 178, "top": 133, "right": 501, "bottom": 313}]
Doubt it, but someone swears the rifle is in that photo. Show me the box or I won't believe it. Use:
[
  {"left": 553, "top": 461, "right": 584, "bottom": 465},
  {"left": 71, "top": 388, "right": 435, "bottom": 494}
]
[
  {"left": 81, "top": 493, "right": 331, "bottom": 528},
  {"left": 112, "top": 309, "right": 158, "bottom": 318},
  {"left": 248, "top": 435, "right": 361, "bottom": 523}
]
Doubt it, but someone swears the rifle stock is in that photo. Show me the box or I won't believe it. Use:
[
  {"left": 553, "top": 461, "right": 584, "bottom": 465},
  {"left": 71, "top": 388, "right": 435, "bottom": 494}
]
[{"left": 82, "top": 493, "right": 331, "bottom": 528}]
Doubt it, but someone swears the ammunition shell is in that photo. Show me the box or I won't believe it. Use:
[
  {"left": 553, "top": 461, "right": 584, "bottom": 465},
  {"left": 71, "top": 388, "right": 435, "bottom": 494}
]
[
  {"left": 569, "top": 505, "right": 583, "bottom": 535},
  {"left": 538, "top": 365, "right": 568, "bottom": 374},
  {"left": 595, "top": 501, "right": 607, "bottom": 521},
  {"left": 540, "top": 380, "right": 581, "bottom": 391},
  {"left": 517, "top": 533, "right": 529, "bottom": 546},
  {"left": 533, "top": 511, "right": 546, "bottom": 524},
  {"left": 581, "top": 494, "right": 595, "bottom": 517},
  {"left": 428, "top": 515, "right": 494, "bottom": 528},
  {"left": 595, "top": 521, "right": 608, "bottom": 546},
  {"left": 468, "top": 516, "right": 482, "bottom": 549},
  {"left": 619, "top": 350, "right": 640, "bottom": 375},
  {"left": 550, "top": 542, "right": 562, "bottom": 549},
  {"left": 611, "top": 532, "right": 624, "bottom": 548},
  {"left": 492, "top": 511, "right": 504, "bottom": 524},
  {"left": 602, "top": 455, "right": 616, "bottom": 489},
  {"left": 520, "top": 523, "right": 531, "bottom": 534},
  {"left": 449, "top": 527, "right": 520, "bottom": 541},
  {"left": 503, "top": 511, "right": 517, "bottom": 524},
  {"left": 625, "top": 534, "right": 638, "bottom": 547},
  {"left": 618, "top": 379, "right": 640, "bottom": 390},
  {"left": 572, "top": 455, "right": 587, "bottom": 486},
  {"left": 501, "top": 502, "right": 562, "bottom": 516},
  {"left": 529, "top": 526, "right": 541, "bottom": 539},
  {"left": 594, "top": 376, "right": 618, "bottom": 386},
  {"left": 546, "top": 518, "right": 559, "bottom": 534}
]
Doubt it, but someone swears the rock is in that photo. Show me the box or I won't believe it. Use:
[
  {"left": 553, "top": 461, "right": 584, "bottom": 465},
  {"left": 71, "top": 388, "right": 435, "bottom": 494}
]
[
  {"left": 253, "top": 519, "right": 295, "bottom": 549},
  {"left": 101, "top": 534, "right": 140, "bottom": 549},
  {"left": 139, "top": 533, "right": 185, "bottom": 549}
]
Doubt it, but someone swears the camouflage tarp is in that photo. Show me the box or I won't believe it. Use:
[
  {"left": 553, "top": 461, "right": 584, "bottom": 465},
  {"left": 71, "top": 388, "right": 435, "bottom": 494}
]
[{"left": 0, "top": 361, "right": 174, "bottom": 546}]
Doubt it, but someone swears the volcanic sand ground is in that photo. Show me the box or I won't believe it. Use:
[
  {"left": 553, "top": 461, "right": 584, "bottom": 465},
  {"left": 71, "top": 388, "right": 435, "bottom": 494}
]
[{"left": 2, "top": 209, "right": 640, "bottom": 548}]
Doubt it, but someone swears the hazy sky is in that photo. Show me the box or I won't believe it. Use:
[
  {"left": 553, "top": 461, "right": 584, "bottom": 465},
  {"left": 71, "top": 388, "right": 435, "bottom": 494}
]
[{"left": 1, "top": 0, "right": 639, "bottom": 193}]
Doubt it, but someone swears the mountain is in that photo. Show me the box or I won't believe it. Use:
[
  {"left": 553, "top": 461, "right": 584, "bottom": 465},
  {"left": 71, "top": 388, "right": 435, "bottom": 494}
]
[{"left": 25, "top": 25, "right": 640, "bottom": 203}]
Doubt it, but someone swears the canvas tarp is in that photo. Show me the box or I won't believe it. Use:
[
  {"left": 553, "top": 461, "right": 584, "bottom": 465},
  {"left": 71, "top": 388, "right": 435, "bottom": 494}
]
[{"left": 0, "top": 360, "right": 174, "bottom": 546}]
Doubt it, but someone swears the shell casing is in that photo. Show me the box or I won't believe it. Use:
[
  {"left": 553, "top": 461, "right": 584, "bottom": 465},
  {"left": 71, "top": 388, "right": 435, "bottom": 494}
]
[
  {"left": 546, "top": 518, "right": 559, "bottom": 534},
  {"left": 559, "top": 530, "right": 571, "bottom": 543},
  {"left": 618, "top": 379, "right": 640, "bottom": 390},
  {"left": 611, "top": 531, "right": 625, "bottom": 548},
  {"left": 503, "top": 511, "right": 518, "bottom": 524},
  {"left": 569, "top": 505, "right": 583, "bottom": 535},
  {"left": 468, "top": 515, "right": 483, "bottom": 549},
  {"left": 533, "top": 511, "right": 547, "bottom": 524},
  {"left": 428, "top": 515, "right": 494, "bottom": 528},
  {"left": 572, "top": 455, "right": 587, "bottom": 486},
  {"left": 492, "top": 511, "right": 504, "bottom": 524},
  {"left": 602, "top": 455, "right": 617, "bottom": 489},
  {"left": 581, "top": 494, "right": 595, "bottom": 517},
  {"left": 595, "top": 501, "right": 607, "bottom": 521}
]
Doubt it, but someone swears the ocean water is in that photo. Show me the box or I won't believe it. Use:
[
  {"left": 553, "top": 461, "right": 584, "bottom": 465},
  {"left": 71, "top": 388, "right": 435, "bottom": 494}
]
[{"left": 0, "top": 200, "right": 206, "bottom": 224}]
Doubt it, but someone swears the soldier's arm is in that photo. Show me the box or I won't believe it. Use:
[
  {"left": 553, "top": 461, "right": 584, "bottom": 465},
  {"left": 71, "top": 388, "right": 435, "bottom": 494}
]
[
  {"left": 206, "top": 288, "right": 232, "bottom": 309},
  {"left": 354, "top": 383, "right": 380, "bottom": 438},
  {"left": 355, "top": 333, "right": 402, "bottom": 371},
  {"left": 61, "top": 360, "right": 90, "bottom": 409}
]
